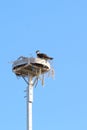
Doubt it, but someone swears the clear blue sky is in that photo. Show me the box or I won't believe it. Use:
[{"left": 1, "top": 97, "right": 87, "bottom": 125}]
[{"left": 0, "top": 0, "right": 87, "bottom": 130}]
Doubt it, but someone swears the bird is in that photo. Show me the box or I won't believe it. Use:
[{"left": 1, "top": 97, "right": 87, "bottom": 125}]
[{"left": 36, "top": 50, "right": 53, "bottom": 60}]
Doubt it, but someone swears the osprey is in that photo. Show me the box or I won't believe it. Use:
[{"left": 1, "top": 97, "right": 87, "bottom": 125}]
[{"left": 36, "top": 50, "right": 53, "bottom": 60}]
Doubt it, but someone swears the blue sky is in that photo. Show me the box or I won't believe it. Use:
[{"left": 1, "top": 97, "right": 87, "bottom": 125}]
[{"left": 0, "top": 0, "right": 87, "bottom": 130}]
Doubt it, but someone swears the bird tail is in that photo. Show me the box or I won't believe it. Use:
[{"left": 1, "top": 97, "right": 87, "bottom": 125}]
[{"left": 49, "top": 57, "right": 53, "bottom": 60}]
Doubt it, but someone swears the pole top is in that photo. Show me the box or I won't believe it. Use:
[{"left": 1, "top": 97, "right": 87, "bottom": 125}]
[{"left": 12, "top": 56, "right": 51, "bottom": 77}]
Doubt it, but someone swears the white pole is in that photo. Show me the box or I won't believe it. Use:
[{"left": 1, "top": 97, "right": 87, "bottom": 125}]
[{"left": 27, "top": 75, "right": 33, "bottom": 130}]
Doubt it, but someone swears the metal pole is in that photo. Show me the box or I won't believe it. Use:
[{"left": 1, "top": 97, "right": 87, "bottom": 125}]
[{"left": 27, "top": 75, "right": 33, "bottom": 130}]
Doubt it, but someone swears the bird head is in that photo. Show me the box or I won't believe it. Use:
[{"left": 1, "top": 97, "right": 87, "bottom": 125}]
[{"left": 36, "top": 50, "right": 40, "bottom": 54}]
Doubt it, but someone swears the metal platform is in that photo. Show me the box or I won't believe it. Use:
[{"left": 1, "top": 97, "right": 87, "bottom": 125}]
[{"left": 12, "top": 56, "right": 51, "bottom": 77}]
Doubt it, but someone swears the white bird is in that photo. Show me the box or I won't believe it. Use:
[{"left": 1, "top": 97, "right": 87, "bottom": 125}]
[{"left": 36, "top": 50, "right": 53, "bottom": 60}]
